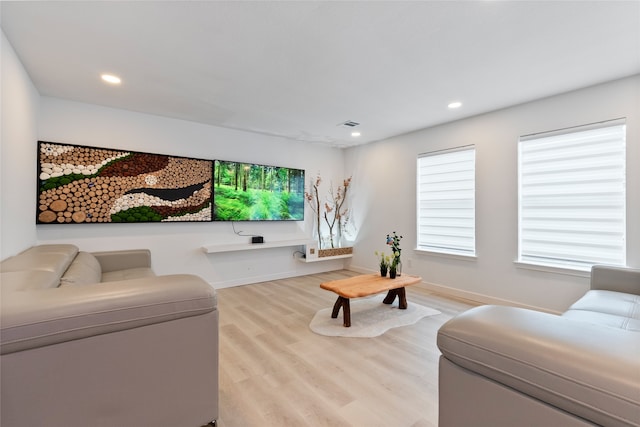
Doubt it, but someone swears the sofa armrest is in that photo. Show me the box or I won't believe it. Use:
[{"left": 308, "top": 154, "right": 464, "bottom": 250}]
[
  {"left": 0, "top": 274, "right": 216, "bottom": 355},
  {"left": 437, "top": 305, "right": 640, "bottom": 427},
  {"left": 91, "top": 249, "right": 151, "bottom": 273},
  {"left": 591, "top": 265, "right": 640, "bottom": 294}
]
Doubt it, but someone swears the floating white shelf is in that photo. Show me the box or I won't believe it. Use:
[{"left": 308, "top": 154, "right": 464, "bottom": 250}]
[{"left": 202, "top": 238, "right": 314, "bottom": 254}]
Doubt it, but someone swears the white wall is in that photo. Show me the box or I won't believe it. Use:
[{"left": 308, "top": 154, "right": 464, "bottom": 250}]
[
  {"left": 345, "top": 75, "right": 640, "bottom": 313},
  {"left": 4, "top": 28, "right": 637, "bottom": 306},
  {"left": 34, "top": 98, "right": 350, "bottom": 288},
  {"left": 1, "top": 30, "right": 40, "bottom": 260}
]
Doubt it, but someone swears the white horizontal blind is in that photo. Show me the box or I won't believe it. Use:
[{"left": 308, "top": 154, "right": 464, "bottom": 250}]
[
  {"left": 417, "top": 146, "right": 475, "bottom": 255},
  {"left": 518, "top": 120, "right": 626, "bottom": 270}
]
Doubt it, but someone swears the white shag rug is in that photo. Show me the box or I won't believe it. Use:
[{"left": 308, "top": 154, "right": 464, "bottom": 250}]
[{"left": 309, "top": 294, "right": 441, "bottom": 338}]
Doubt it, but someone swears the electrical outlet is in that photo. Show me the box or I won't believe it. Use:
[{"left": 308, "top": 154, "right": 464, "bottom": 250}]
[{"left": 407, "top": 258, "right": 412, "bottom": 268}]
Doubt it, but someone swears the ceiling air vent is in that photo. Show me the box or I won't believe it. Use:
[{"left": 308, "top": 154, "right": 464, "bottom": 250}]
[{"left": 340, "top": 120, "right": 360, "bottom": 128}]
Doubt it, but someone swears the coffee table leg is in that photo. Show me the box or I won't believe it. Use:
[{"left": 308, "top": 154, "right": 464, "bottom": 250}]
[
  {"left": 331, "top": 296, "right": 352, "bottom": 327},
  {"left": 382, "top": 288, "right": 408, "bottom": 308},
  {"left": 343, "top": 298, "right": 351, "bottom": 327},
  {"left": 331, "top": 296, "right": 343, "bottom": 318},
  {"left": 383, "top": 289, "right": 398, "bottom": 304},
  {"left": 398, "top": 287, "right": 407, "bottom": 309}
]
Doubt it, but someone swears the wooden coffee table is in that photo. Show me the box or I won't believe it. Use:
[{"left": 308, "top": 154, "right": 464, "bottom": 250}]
[{"left": 320, "top": 274, "right": 422, "bottom": 327}]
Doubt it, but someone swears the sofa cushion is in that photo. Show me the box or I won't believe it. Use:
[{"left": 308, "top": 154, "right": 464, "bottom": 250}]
[
  {"left": 563, "top": 290, "right": 640, "bottom": 331},
  {"left": 1, "top": 245, "right": 79, "bottom": 290},
  {"left": 1, "top": 274, "right": 216, "bottom": 354},
  {"left": 1, "top": 244, "right": 78, "bottom": 273},
  {"left": 59, "top": 252, "right": 102, "bottom": 286},
  {"left": 566, "top": 290, "right": 640, "bottom": 319},
  {"left": 563, "top": 310, "right": 640, "bottom": 332},
  {"left": 0, "top": 270, "right": 61, "bottom": 293},
  {"left": 101, "top": 268, "right": 155, "bottom": 282}
]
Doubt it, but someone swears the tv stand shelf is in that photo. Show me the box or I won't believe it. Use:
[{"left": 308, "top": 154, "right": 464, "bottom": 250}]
[{"left": 202, "top": 238, "right": 313, "bottom": 254}]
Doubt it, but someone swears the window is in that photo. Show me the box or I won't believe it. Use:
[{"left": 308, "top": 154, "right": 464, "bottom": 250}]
[
  {"left": 417, "top": 146, "right": 476, "bottom": 256},
  {"left": 518, "top": 119, "right": 626, "bottom": 271}
]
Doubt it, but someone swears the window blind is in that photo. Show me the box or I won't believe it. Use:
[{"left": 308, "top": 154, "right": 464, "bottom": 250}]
[
  {"left": 417, "top": 146, "right": 475, "bottom": 256},
  {"left": 518, "top": 120, "right": 626, "bottom": 270}
]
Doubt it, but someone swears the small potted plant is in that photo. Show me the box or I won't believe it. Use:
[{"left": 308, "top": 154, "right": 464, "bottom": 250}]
[
  {"left": 375, "top": 251, "right": 391, "bottom": 277},
  {"left": 389, "top": 262, "right": 397, "bottom": 279},
  {"left": 386, "top": 231, "right": 403, "bottom": 278}
]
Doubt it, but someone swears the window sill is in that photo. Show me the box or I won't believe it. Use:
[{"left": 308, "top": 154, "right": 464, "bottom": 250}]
[
  {"left": 414, "top": 248, "right": 477, "bottom": 262},
  {"left": 513, "top": 261, "right": 590, "bottom": 278}
]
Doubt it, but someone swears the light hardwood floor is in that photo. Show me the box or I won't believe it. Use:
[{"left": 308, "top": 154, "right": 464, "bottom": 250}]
[{"left": 216, "top": 270, "right": 477, "bottom": 427}]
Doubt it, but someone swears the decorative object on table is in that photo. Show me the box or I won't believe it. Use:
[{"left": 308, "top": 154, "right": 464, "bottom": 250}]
[
  {"left": 37, "top": 141, "right": 213, "bottom": 224},
  {"left": 375, "top": 251, "right": 391, "bottom": 277},
  {"left": 309, "top": 294, "right": 441, "bottom": 338},
  {"left": 389, "top": 262, "right": 398, "bottom": 279},
  {"left": 396, "top": 260, "right": 402, "bottom": 277},
  {"left": 386, "top": 231, "right": 403, "bottom": 278},
  {"left": 305, "top": 173, "right": 353, "bottom": 249}
]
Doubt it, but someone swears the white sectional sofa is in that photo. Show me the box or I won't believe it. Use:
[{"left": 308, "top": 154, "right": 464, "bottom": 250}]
[
  {"left": 437, "top": 265, "right": 640, "bottom": 427},
  {"left": 1, "top": 244, "right": 219, "bottom": 427}
]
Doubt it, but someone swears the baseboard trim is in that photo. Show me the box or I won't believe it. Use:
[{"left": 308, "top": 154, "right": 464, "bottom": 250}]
[
  {"left": 210, "top": 261, "right": 348, "bottom": 289},
  {"left": 209, "top": 271, "right": 302, "bottom": 289}
]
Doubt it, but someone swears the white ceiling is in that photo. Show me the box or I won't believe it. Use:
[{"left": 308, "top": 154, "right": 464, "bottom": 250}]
[{"left": 2, "top": 1, "right": 639, "bottom": 148}]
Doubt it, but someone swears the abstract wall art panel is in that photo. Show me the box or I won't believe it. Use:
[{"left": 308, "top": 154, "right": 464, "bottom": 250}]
[{"left": 37, "top": 141, "right": 213, "bottom": 224}]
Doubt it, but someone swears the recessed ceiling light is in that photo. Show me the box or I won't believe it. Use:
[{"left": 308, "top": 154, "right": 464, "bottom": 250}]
[
  {"left": 101, "top": 74, "right": 121, "bottom": 85},
  {"left": 448, "top": 101, "right": 462, "bottom": 109},
  {"left": 351, "top": 132, "right": 361, "bottom": 137}
]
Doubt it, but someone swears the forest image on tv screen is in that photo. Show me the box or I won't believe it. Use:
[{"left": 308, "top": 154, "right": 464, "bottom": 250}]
[{"left": 213, "top": 160, "right": 305, "bottom": 221}]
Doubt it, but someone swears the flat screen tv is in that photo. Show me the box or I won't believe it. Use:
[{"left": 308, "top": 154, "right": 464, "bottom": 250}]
[{"left": 213, "top": 160, "right": 305, "bottom": 221}]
